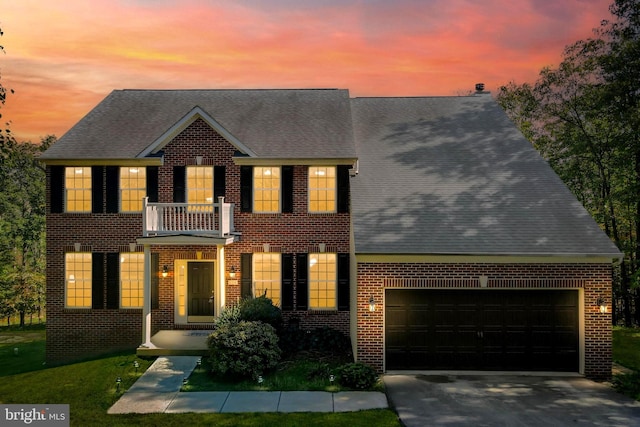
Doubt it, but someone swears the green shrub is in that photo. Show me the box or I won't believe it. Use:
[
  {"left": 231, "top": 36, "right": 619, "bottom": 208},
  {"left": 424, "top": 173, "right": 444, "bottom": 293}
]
[
  {"left": 338, "top": 362, "right": 378, "bottom": 390},
  {"left": 207, "top": 320, "right": 281, "bottom": 379},
  {"left": 214, "top": 304, "right": 241, "bottom": 328},
  {"left": 238, "top": 295, "right": 283, "bottom": 331},
  {"left": 612, "top": 373, "right": 640, "bottom": 400},
  {"left": 307, "top": 362, "right": 332, "bottom": 381},
  {"left": 308, "top": 326, "right": 351, "bottom": 355},
  {"left": 279, "top": 326, "right": 352, "bottom": 357}
]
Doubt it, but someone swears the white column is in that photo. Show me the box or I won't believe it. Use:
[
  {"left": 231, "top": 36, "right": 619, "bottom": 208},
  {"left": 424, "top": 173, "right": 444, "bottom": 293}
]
[
  {"left": 141, "top": 244, "right": 155, "bottom": 348},
  {"left": 217, "top": 245, "right": 225, "bottom": 316}
]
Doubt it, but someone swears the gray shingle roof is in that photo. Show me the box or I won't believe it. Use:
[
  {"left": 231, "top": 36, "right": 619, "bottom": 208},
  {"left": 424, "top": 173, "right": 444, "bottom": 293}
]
[
  {"left": 40, "top": 89, "right": 357, "bottom": 160},
  {"left": 350, "top": 94, "right": 621, "bottom": 256}
]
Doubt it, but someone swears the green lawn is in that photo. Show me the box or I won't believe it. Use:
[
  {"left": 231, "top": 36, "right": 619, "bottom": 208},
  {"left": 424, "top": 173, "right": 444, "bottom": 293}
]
[
  {"left": 0, "top": 328, "right": 400, "bottom": 427},
  {"left": 613, "top": 327, "right": 640, "bottom": 371}
]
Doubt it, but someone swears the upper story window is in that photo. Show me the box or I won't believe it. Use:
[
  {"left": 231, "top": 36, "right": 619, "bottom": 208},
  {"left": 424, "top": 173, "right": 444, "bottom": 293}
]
[
  {"left": 120, "top": 167, "right": 146, "bottom": 212},
  {"left": 187, "top": 166, "right": 214, "bottom": 205},
  {"left": 308, "top": 166, "right": 336, "bottom": 213},
  {"left": 120, "top": 252, "right": 144, "bottom": 308},
  {"left": 254, "top": 167, "right": 280, "bottom": 213},
  {"left": 65, "top": 167, "right": 91, "bottom": 212},
  {"left": 253, "top": 252, "right": 281, "bottom": 305},
  {"left": 65, "top": 252, "right": 92, "bottom": 308},
  {"left": 308, "top": 253, "right": 337, "bottom": 310}
]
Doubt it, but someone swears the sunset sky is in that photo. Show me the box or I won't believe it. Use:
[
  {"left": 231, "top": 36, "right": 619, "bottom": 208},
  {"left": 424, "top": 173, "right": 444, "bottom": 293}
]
[{"left": 3, "top": 0, "right": 614, "bottom": 142}]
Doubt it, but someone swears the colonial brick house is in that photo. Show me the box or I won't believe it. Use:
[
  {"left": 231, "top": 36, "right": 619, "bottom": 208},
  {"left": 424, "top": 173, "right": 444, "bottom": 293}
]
[{"left": 40, "top": 88, "right": 621, "bottom": 380}]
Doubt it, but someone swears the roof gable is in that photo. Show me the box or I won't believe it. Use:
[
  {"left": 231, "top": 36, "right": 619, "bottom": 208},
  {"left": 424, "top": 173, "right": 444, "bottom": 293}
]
[
  {"left": 40, "top": 89, "right": 357, "bottom": 161},
  {"left": 137, "top": 106, "right": 257, "bottom": 158}
]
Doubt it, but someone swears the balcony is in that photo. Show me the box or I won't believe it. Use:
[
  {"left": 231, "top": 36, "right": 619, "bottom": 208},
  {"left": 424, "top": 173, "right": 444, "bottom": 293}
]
[{"left": 142, "top": 197, "right": 235, "bottom": 237}]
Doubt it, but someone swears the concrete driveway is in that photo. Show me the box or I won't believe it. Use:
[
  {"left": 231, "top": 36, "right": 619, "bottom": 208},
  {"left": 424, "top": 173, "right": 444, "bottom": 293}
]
[{"left": 384, "top": 373, "right": 640, "bottom": 427}]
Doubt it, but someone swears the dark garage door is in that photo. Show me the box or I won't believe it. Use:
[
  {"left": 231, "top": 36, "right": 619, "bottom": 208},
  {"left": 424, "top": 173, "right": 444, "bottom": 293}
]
[{"left": 385, "top": 289, "right": 578, "bottom": 371}]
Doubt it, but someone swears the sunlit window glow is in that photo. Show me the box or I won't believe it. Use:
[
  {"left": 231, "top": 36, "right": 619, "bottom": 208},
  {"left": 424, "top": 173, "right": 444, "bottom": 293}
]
[
  {"left": 254, "top": 167, "right": 280, "bottom": 213},
  {"left": 308, "top": 166, "right": 336, "bottom": 213},
  {"left": 253, "top": 253, "right": 281, "bottom": 305},
  {"left": 120, "top": 166, "right": 146, "bottom": 212},
  {"left": 65, "top": 167, "right": 91, "bottom": 212},
  {"left": 120, "top": 252, "right": 144, "bottom": 308},
  {"left": 65, "top": 252, "right": 92, "bottom": 308},
  {"left": 309, "top": 253, "right": 336, "bottom": 310}
]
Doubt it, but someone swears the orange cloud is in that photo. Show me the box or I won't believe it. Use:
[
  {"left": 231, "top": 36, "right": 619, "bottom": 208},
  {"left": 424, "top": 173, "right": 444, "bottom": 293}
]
[{"left": 2, "top": 0, "right": 613, "bottom": 142}]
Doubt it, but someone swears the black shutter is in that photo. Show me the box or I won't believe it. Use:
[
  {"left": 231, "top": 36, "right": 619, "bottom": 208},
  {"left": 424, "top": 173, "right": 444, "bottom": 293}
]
[
  {"left": 91, "top": 166, "right": 104, "bottom": 213},
  {"left": 240, "top": 166, "right": 253, "bottom": 212},
  {"left": 337, "top": 165, "right": 350, "bottom": 213},
  {"left": 106, "top": 252, "right": 120, "bottom": 309},
  {"left": 240, "top": 253, "right": 253, "bottom": 299},
  {"left": 146, "top": 166, "right": 159, "bottom": 203},
  {"left": 281, "top": 254, "right": 294, "bottom": 311},
  {"left": 173, "top": 166, "right": 186, "bottom": 203},
  {"left": 337, "top": 253, "right": 350, "bottom": 311},
  {"left": 92, "top": 253, "right": 104, "bottom": 309},
  {"left": 151, "top": 252, "right": 159, "bottom": 310},
  {"left": 296, "top": 253, "right": 308, "bottom": 310},
  {"left": 105, "top": 166, "right": 119, "bottom": 213},
  {"left": 50, "top": 166, "right": 64, "bottom": 213},
  {"left": 214, "top": 166, "right": 226, "bottom": 201},
  {"left": 282, "top": 166, "right": 294, "bottom": 213}
]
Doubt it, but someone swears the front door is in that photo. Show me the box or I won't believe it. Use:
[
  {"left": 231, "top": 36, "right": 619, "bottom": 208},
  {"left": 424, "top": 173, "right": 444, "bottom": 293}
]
[{"left": 188, "top": 262, "right": 214, "bottom": 317}]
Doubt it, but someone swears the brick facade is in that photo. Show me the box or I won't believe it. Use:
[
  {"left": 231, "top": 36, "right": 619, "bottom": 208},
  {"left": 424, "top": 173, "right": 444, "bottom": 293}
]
[
  {"left": 46, "top": 118, "right": 350, "bottom": 363},
  {"left": 355, "top": 262, "right": 613, "bottom": 381}
]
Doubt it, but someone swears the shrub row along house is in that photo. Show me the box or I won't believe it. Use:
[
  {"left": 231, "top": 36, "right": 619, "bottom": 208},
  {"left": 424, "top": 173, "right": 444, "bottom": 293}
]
[{"left": 40, "top": 87, "right": 621, "bottom": 380}]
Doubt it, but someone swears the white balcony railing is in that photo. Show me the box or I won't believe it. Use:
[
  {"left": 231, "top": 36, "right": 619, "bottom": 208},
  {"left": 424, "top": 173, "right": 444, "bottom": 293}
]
[{"left": 142, "top": 197, "right": 234, "bottom": 238}]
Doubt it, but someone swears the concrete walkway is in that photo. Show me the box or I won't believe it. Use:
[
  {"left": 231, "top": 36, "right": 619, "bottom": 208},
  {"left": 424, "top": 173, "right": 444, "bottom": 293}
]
[{"left": 108, "top": 356, "right": 388, "bottom": 414}]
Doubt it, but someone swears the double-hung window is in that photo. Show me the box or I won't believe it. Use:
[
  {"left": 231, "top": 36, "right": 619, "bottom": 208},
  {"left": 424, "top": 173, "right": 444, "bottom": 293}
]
[
  {"left": 253, "top": 253, "right": 281, "bottom": 305},
  {"left": 254, "top": 167, "right": 280, "bottom": 213},
  {"left": 308, "top": 253, "right": 337, "bottom": 310},
  {"left": 187, "top": 166, "right": 214, "bottom": 209},
  {"left": 65, "top": 167, "right": 91, "bottom": 212},
  {"left": 65, "top": 252, "right": 92, "bottom": 308},
  {"left": 120, "top": 167, "right": 146, "bottom": 212},
  {"left": 120, "top": 252, "right": 144, "bottom": 308},
  {"left": 308, "top": 166, "right": 336, "bottom": 213}
]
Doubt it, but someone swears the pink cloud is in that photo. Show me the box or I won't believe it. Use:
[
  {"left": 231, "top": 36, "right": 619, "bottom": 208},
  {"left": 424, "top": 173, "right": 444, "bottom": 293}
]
[{"left": 1, "top": 0, "right": 614, "bottom": 142}]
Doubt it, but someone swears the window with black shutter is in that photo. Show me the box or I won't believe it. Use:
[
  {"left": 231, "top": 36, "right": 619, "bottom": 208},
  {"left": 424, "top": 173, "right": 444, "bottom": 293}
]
[
  {"left": 281, "top": 254, "right": 294, "bottom": 311},
  {"left": 337, "top": 253, "right": 350, "bottom": 311},
  {"left": 91, "top": 166, "right": 104, "bottom": 213},
  {"left": 106, "top": 253, "right": 119, "bottom": 309},
  {"left": 173, "top": 166, "right": 186, "bottom": 203},
  {"left": 50, "top": 166, "right": 64, "bottom": 213},
  {"left": 240, "top": 253, "right": 253, "bottom": 299},
  {"left": 92, "top": 253, "right": 105, "bottom": 309},
  {"left": 240, "top": 166, "right": 253, "bottom": 212},
  {"left": 296, "top": 253, "right": 308, "bottom": 310},
  {"left": 105, "top": 166, "right": 119, "bottom": 213}
]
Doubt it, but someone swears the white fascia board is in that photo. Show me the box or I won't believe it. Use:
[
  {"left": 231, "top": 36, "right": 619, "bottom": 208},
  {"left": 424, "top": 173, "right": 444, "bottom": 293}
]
[{"left": 137, "top": 106, "right": 257, "bottom": 158}]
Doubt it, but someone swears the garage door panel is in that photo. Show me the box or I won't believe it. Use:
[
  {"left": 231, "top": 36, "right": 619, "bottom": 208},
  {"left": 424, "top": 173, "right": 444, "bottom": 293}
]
[{"left": 385, "top": 289, "right": 578, "bottom": 371}]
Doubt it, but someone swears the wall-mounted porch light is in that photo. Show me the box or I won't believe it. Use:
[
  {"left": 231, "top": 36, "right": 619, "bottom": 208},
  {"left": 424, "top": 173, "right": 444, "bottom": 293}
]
[
  {"left": 229, "top": 266, "right": 236, "bottom": 279},
  {"left": 597, "top": 297, "right": 608, "bottom": 314},
  {"left": 162, "top": 265, "right": 169, "bottom": 278},
  {"left": 369, "top": 296, "right": 376, "bottom": 312}
]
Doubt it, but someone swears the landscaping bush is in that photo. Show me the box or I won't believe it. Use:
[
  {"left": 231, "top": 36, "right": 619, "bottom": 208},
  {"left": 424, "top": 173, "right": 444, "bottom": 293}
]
[
  {"left": 612, "top": 373, "right": 640, "bottom": 400},
  {"left": 207, "top": 320, "right": 281, "bottom": 379},
  {"left": 213, "top": 304, "right": 241, "bottom": 328},
  {"left": 238, "top": 295, "right": 283, "bottom": 332},
  {"left": 279, "top": 326, "right": 352, "bottom": 357},
  {"left": 338, "top": 362, "right": 378, "bottom": 390}
]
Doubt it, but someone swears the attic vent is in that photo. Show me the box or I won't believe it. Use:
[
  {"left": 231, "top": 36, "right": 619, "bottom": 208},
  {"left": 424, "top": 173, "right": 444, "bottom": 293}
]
[{"left": 475, "top": 83, "right": 485, "bottom": 92}]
